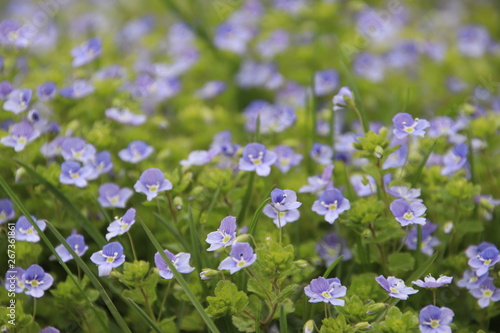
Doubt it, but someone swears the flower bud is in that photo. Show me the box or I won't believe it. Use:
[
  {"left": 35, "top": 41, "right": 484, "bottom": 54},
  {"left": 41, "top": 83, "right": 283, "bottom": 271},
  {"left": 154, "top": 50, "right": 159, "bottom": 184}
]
[
  {"left": 233, "top": 234, "right": 250, "bottom": 243},
  {"left": 304, "top": 319, "right": 315, "bottom": 333},
  {"left": 200, "top": 269, "right": 219, "bottom": 280}
]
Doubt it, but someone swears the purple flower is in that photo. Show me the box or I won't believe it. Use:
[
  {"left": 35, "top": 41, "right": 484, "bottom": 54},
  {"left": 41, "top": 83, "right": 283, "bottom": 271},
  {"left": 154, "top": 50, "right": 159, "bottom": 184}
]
[
  {"left": 441, "top": 143, "right": 468, "bottom": 176},
  {"left": 275, "top": 81, "right": 307, "bottom": 108},
  {"left": 3, "top": 89, "right": 32, "bottom": 114},
  {"left": 428, "top": 116, "right": 467, "bottom": 143},
  {"left": 53, "top": 233, "right": 89, "bottom": 262},
  {"left": 98, "top": 183, "right": 133, "bottom": 208},
  {"left": 236, "top": 61, "right": 283, "bottom": 90},
  {"left": 39, "top": 327, "right": 60, "bottom": 333},
  {"left": 310, "top": 143, "right": 333, "bottom": 165},
  {"left": 353, "top": 52, "right": 385, "bottom": 82},
  {"left": 314, "top": 69, "right": 339, "bottom": 96},
  {"left": 154, "top": 249, "right": 195, "bottom": 279},
  {"left": 413, "top": 275, "right": 453, "bottom": 289},
  {"left": 134, "top": 168, "right": 173, "bottom": 201},
  {"left": 40, "top": 136, "right": 66, "bottom": 158},
  {"left": 0, "top": 20, "right": 32, "bottom": 48},
  {"left": 214, "top": 22, "right": 253, "bottom": 54},
  {"left": 106, "top": 208, "right": 136, "bottom": 241},
  {"left": 465, "top": 241, "right": 496, "bottom": 259},
  {"left": 383, "top": 144, "right": 408, "bottom": 169},
  {"left": 22, "top": 264, "right": 53, "bottom": 298},
  {"left": 390, "top": 199, "right": 427, "bottom": 227},
  {"left": 387, "top": 186, "right": 423, "bottom": 203},
  {"left": 206, "top": 216, "right": 237, "bottom": 251},
  {"left": 304, "top": 277, "right": 347, "bottom": 306},
  {"left": 90, "top": 242, "right": 126, "bottom": 277},
  {"left": 470, "top": 279, "right": 500, "bottom": 308},
  {"left": 196, "top": 81, "right": 226, "bottom": 99},
  {"left": 71, "top": 37, "right": 102, "bottom": 67},
  {"left": 0, "top": 81, "right": 14, "bottom": 99},
  {"left": 15, "top": 216, "right": 46, "bottom": 242},
  {"left": 59, "top": 80, "right": 95, "bottom": 99},
  {"left": 87, "top": 151, "right": 113, "bottom": 180},
  {"left": 312, "top": 188, "right": 350, "bottom": 224},
  {"left": 263, "top": 206, "right": 300, "bottom": 228},
  {"left": 218, "top": 242, "right": 257, "bottom": 274},
  {"left": 468, "top": 246, "right": 500, "bottom": 276},
  {"left": 457, "top": 25, "right": 490, "bottom": 58},
  {"left": 4, "top": 267, "right": 25, "bottom": 293},
  {"left": 457, "top": 270, "right": 489, "bottom": 290},
  {"left": 419, "top": 305, "right": 454, "bottom": 333},
  {"left": 405, "top": 222, "right": 441, "bottom": 256},
  {"left": 37, "top": 82, "right": 57, "bottom": 102},
  {"left": 180, "top": 150, "right": 216, "bottom": 167},
  {"left": 119, "top": 140, "right": 154, "bottom": 163},
  {"left": 375, "top": 275, "right": 418, "bottom": 300},
  {"left": 0, "top": 198, "right": 15, "bottom": 225},
  {"left": 61, "top": 137, "right": 96, "bottom": 163},
  {"left": 269, "top": 189, "right": 302, "bottom": 211},
  {"left": 299, "top": 165, "right": 334, "bottom": 194},
  {"left": 392, "top": 113, "right": 430, "bottom": 139},
  {"left": 315, "top": 233, "right": 353, "bottom": 267},
  {"left": 239, "top": 143, "right": 277, "bottom": 177},
  {"left": 243, "top": 100, "right": 296, "bottom": 133},
  {"left": 273, "top": 145, "right": 303, "bottom": 173},
  {"left": 1, "top": 120, "right": 40, "bottom": 152},
  {"left": 350, "top": 174, "right": 377, "bottom": 197},
  {"left": 59, "top": 161, "right": 93, "bottom": 188},
  {"left": 332, "top": 86, "right": 353, "bottom": 111},
  {"left": 256, "top": 29, "right": 289, "bottom": 59},
  {"left": 105, "top": 108, "right": 146, "bottom": 126}
]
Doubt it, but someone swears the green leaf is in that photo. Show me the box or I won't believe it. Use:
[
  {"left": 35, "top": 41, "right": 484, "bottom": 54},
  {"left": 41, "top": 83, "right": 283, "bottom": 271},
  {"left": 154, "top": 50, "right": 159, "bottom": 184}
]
[
  {"left": 323, "top": 256, "right": 343, "bottom": 278},
  {"left": 206, "top": 280, "right": 249, "bottom": 318},
  {"left": 410, "top": 140, "right": 437, "bottom": 188},
  {"left": 280, "top": 304, "right": 288, "bottom": 333},
  {"left": 248, "top": 197, "right": 270, "bottom": 236},
  {"left": 388, "top": 253, "right": 415, "bottom": 274}
]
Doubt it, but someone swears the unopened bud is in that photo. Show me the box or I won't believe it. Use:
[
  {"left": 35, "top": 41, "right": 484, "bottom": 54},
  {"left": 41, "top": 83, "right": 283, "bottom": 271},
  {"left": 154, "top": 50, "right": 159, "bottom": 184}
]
[
  {"left": 354, "top": 322, "right": 371, "bottom": 330},
  {"left": 361, "top": 229, "right": 371, "bottom": 239},
  {"left": 443, "top": 221, "right": 453, "bottom": 234},
  {"left": 295, "top": 260, "right": 309, "bottom": 268},
  {"left": 304, "top": 319, "right": 315, "bottom": 333},
  {"left": 233, "top": 234, "right": 250, "bottom": 243},
  {"left": 200, "top": 269, "right": 219, "bottom": 280},
  {"left": 374, "top": 145, "right": 384, "bottom": 159},
  {"left": 173, "top": 196, "right": 183, "bottom": 210},
  {"left": 366, "top": 303, "right": 386, "bottom": 315}
]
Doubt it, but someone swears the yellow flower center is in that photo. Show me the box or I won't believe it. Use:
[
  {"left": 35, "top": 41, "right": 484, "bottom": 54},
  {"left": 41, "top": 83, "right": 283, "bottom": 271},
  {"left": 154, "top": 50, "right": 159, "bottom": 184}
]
[
  {"left": 403, "top": 212, "right": 414, "bottom": 220},
  {"left": 237, "top": 260, "right": 247, "bottom": 267},
  {"left": 321, "top": 291, "right": 332, "bottom": 299},
  {"left": 17, "top": 137, "right": 27, "bottom": 145}
]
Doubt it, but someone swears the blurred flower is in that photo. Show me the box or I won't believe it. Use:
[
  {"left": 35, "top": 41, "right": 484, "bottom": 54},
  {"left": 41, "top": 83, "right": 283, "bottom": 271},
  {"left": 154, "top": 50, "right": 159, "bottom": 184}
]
[
  {"left": 236, "top": 61, "right": 283, "bottom": 90},
  {"left": 243, "top": 100, "right": 296, "bottom": 133},
  {"left": 59, "top": 161, "right": 93, "bottom": 188},
  {"left": 387, "top": 186, "right": 423, "bottom": 203},
  {"left": 300, "top": 165, "right": 334, "bottom": 194},
  {"left": 310, "top": 143, "right": 333, "bottom": 165},
  {"left": 350, "top": 174, "right": 377, "bottom": 197},
  {"left": 180, "top": 150, "right": 216, "bottom": 167},
  {"left": 353, "top": 52, "right": 385, "bottom": 82},
  {"left": 15, "top": 215, "right": 46, "bottom": 243},
  {"left": 314, "top": 69, "right": 339, "bottom": 96},
  {"left": 332, "top": 86, "right": 354, "bottom": 111},
  {"left": 36, "top": 82, "right": 57, "bottom": 102},
  {"left": 383, "top": 144, "right": 408, "bottom": 169},
  {"left": 218, "top": 242, "right": 257, "bottom": 274},
  {"left": 87, "top": 151, "right": 113, "bottom": 180},
  {"left": 376, "top": 275, "right": 418, "bottom": 300},
  {"left": 256, "top": 29, "right": 289, "bottom": 59},
  {"left": 315, "top": 232, "right": 352, "bottom": 267},
  {"left": 0, "top": 198, "right": 15, "bottom": 225},
  {"left": 134, "top": 168, "right": 173, "bottom": 201},
  {"left": 3, "top": 89, "right": 32, "bottom": 114},
  {"left": 413, "top": 275, "right": 453, "bottom": 288},
  {"left": 71, "top": 37, "right": 102, "bottom": 67},
  {"left": 22, "top": 264, "right": 53, "bottom": 298},
  {"left": 304, "top": 276, "right": 347, "bottom": 306},
  {"left": 392, "top": 113, "right": 430, "bottom": 139},
  {"left": 61, "top": 137, "right": 96, "bottom": 163},
  {"left": 441, "top": 143, "right": 468, "bottom": 176},
  {"left": 468, "top": 246, "right": 500, "bottom": 276},
  {"left": 390, "top": 198, "right": 427, "bottom": 226},
  {"left": 470, "top": 279, "right": 500, "bottom": 308},
  {"left": 39, "top": 327, "right": 60, "bottom": 333},
  {"left": 1, "top": 120, "right": 41, "bottom": 152},
  {"left": 196, "top": 80, "right": 226, "bottom": 100},
  {"left": 475, "top": 195, "right": 500, "bottom": 221},
  {"left": 53, "top": 232, "right": 88, "bottom": 262},
  {"left": 119, "top": 140, "right": 154, "bottom": 164},
  {"left": 214, "top": 22, "right": 253, "bottom": 54},
  {"left": 457, "top": 270, "right": 489, "bottom": 290},
  {"left": 418, "top": 305, "right": 454, "bottom": 333},
  {"left": 239, "top": 142, "right": 277, "bottom": 177},
  {"left": 273, "top": 145, "right": 303, "bottom": 173},
  {"left": 98, "top": 183, "right": 133, "bottom": 208},
  {"left": 59, "top": 80, "right": 95, "bottom": 99},
  {"left": 404, "top": 222, "right": 441, "bottom": 256},
  {"left": 206, "top": 216, "right": 237, "bottom": 251},
  {"left": 105, "top": 108, "right": 146, "bottom": 126},
  {"left": 457, "top": 25, "right": 490, "bottom": 58},
  {"left": 106, "top": 208, "right": 136, "bottom": 241},
  {"left": 155, "top": 249, "right": 195, "bottom": 279},
  {"left": 3, "top": 267, "right": 25, "bottom": 293},
  {"left": 312, "top": 188, "right": 350, "bottom": 224},
  {"left": 90, "top": 242, "right": 126, "bottom": 277},
  {"left": 0, "top": 81, "right": 14, "bottom": 99}
]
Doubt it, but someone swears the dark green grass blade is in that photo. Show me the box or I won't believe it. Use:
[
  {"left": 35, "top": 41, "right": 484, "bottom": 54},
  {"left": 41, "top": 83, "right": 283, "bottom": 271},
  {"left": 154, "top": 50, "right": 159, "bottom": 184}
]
[
  {"left": 127, "top": 298, "right": 164, "bottom": 333},
  {"left": 410, "top": 140, "right": 437, "bottom": 187},
  {"left": 138, "top": 218, "right": 220, "bottom": 333},
  {"left": 154, "top": 212, "right": 191, "bottom": 252},
  {"left": 248, "top": 198, "right": 270, "bottom": 236},
  {"left": 323, "top": 256, "right": 343, "bottom": 278},
  {"left": 187, "top": 205, "right": 211, "bottom": 269}
]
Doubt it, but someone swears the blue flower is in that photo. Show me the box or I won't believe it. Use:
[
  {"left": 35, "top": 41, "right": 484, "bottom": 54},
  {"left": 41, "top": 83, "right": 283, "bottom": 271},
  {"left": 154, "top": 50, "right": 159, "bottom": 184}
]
[
  {"left": 59, "top": 80, "right": 95, "bottom": 99},
  {"left": 106, "top": 208, "right": 136, "bottom": 241},
  {"left": 105, "top": 107, "right": 146, "bottom": 126},
  {"left": 61, "top": 137, "right": 96, "bottom": 163},
  {"left": 404, "top": 222, "right": 441, "bottom": 256},
  {"left": 273, "top": 145, "right": 303, "bottom": 173},
  {"left": 315, "top": 233, "right": 353, "bottom": 267},
  {"left": 383, "top": 144, "right": 408, "bottom": 169},
  {"left": 239, "top": 143, "right": 277, "bottom": 177},
  {"left": 468, "top": 246, "right": 500, "bottom": 276},
  {"left": 390, "top": 198, "right": 427, "bottom": 227},
  {"left": 299, "top": 165, "right": 334, "bottom": 194},
  {"left": 310, "top": 143, "right": 333, "bottom": 165},
  {"left": 87, "top": 151, "right": 113, "bottom": 180},
  {"left": 353, "top": 52, "right": 385, "bottom": 82},
  {"left": 0, "top": 198, "right": 15, "bottom": 225},
  {"left": 15, "top": 216, "right": 46, "bottom": 242},
  {"left": 350, "top": 174, "right": 377, "bottom": 197},
  {"left": 441, "top": 143, "right": 468, "bottom": 176},
  {"left": 206, "top": 216, "right": 237, "bottom": 251},
  {"left": 392, "top": 113, "right": 430, "bottom": 139},
  {"left": 457, "top": 270, "right": 489, "bottom": 290},
  {"left": 119, "top": 140, "right": 154, "bottom": 164},
  {"left": 0, "top": 81, "right": 14, "bottom": 99},
  {"left": 457, "top": 25, "right": 490, "bottom": 58},
  {"left": 154, "top": 249, "right": 195, "bottom": 279},
  {"left": 98, "top": 183, "right": 133, "bottom": 208},
  {"left": 53, "top": 232, "right": 89, "bottom": 262},
  {"left": 312, "top": 188, "right": 350, "bottom": 224},
  {"left": 256, "top": 29, "right": 289, "bottom": 59},
  {"left": 465, "top": 241, "right": 496, "bottom": 259},
  {"left": 59, "top": 161, "right": 93, "bottom": 188},
  {"left": 243, "top": 100, "right": 296, "bottom": 134},
  {"left": 3, "top": 267, "right": 25, "bottom": 293},
  {"left": 470, "top": 279, "right": 500, "bottom": 308},
  {"left": 71, "top": 37, "right": 102, "bottom": 67},
  {"left": 214, "top": 22, "right": 253, "bottom": 54},
  {"left": 36, "top": 82, "right": 57, "bottom": 102},
  {"left": 419, "top": 305, "right": 454, "bottom": 333},
  {"left": 90, "top": 242, "right": 126, "bottom": 277},
  {"left": 387, "top": 186, "right": 423, "bottom": 203},
  {"left": 218, "top": 242, "right": 257, "bottom": 274},
  {"left": 304, "top": 276, "right": 347, "bottom": 306},
  {"left": 1, "top": 120, "right": 40, "bottom": 152},
  {"left": 376, "top": 275, "right": 418, "bottom": 300},
  {"left": 180, "top": 150, "right": 216, "bottom": 167},
  {"left": 3, "top": 88, "right": 32, "bottom": 114},
  {"left": 196, "top": 80, "right": 226, "bottom": 99},
  {"left": 134, "top": 168, "right": 173, "bottom": 201},
  {"left": 263, "top": 206, "right": 300, "bottom": 228},
  {"left": 314, "top": 69, "right": 339, "bottom": 96},
  {"left": 22, "top": 264, "right": 54, "bottom": 298},
  {"left": 413, "top": 275, "right": 453, "bottom": 289},
  {"left": 332, "top": 86, "right": 353, "bottom": 111}
]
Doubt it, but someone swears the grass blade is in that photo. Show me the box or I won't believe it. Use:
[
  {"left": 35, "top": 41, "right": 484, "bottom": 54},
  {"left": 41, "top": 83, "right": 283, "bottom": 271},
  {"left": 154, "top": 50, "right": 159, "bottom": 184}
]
[
  {"left": 187, "top": 205, "right": 211, "bottom": 269},
  {"left": 237, "top": 172, "right": 255, "bottom": 225},
  {"left": 280, "top": 305, "right": 288, "bottom": 333},
  {"left": 248, "top": 197, "right": 270, "bottom": 236},
  {"left": 138, "top": 218, "right": 220, "bottom": 333},
  {"left": 410, "top": 140, "right": 437, "bottom": 187},
  {"left": 127, "top": 298, "right": 164, "bottom": 333},
  {"left": 15, "top": 159, "right": 106, "bottom": 246},
  {"left": 323, "top": 255, "right": 343, "bottom": 278},
  {"left": 154, "top": 212, "right": 191, "bottom": 252}
]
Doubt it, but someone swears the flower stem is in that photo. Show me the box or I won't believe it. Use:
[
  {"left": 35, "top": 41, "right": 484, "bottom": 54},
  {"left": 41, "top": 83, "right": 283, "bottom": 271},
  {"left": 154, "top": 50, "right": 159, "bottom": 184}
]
[
  {"left": 157, "top": 279, "right": 173, "bottom": 322},
  {"left": 127, "top": 232, "right": 137, "bottom": 261}
]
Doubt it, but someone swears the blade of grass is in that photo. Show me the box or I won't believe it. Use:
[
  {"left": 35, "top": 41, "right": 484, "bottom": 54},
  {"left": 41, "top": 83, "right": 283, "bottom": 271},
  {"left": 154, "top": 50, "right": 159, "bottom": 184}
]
[
  {"left": 154, "top": 212, "right": 191, "bottom": 252},
  {"left": 127, "top": 298, "right": 163, "bottom": 333},
  {"left": 205, "top": 186, "right": 221, "bottom": 221},
  {"left": 15, "top": 159, "right": 106, "bottom": 246},
  {"left": 323, "top": 255, "right": 343, "bottom": 278},
  {"left": 280, "top": 305, "right": 288, "bottom": 333},
  {"left": 410, "top": 140, "right": 437, "bottom": 187},
  {"left": 187, "top": 205, "right": 211, "bottom": 269},
  {"left": 248, "top": 197, "right": 270, "bottom": 236},
  {"left": 237, "top": 172, "right": 255, "bottom": 225},
  {"left": 138, "top": 218, "right": 220, "bottom": 333},
  {"left": 0, "top": 175, "right": 110, "bottom": 331}
]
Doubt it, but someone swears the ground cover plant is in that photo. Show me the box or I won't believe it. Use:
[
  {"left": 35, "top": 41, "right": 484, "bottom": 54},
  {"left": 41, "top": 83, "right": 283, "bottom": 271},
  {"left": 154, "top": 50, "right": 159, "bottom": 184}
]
[{"left": 1, "top": 0, "right": 500, "bottom": 332}]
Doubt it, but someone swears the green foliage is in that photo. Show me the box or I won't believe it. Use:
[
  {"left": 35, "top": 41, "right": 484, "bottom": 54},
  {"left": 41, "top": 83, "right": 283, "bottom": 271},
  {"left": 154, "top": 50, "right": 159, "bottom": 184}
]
[
  {"left": 371, "top": 307, "right": 419, "bottom": 333},
  {"left": 388, "top": 253, "right": 415, "bottom": 274},
  {"left": 206, "top": 281, "right": 248, "bottom": 318}
]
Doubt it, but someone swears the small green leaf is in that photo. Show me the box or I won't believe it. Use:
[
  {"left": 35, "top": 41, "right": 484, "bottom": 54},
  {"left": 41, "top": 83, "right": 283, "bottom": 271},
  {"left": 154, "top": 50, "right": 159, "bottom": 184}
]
[{"left": 388, "top": 253, "right": 415, "bottom": 274}]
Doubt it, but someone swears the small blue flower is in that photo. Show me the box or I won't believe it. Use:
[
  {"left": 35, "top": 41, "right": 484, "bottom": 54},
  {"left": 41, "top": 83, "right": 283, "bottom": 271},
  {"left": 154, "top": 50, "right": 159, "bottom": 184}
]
[
  {"left": 419, "top": 305, "right": 454, "bottom": 333},
  {"left": 312, "top": 188, "right": 350, "bottom": 224},
  {"left": 71, "top": 37, "right": 102, "bottom": 67},
  {"left": 22, "top": 264, "right": 54, "bottom": 298},
  {"left": 470, "top": 279, "right": 500, "bottom": 308},
  {"left": 154, "top": 249, "right": 195, "bottom": 279},
  {"left": 263, "top": 206, "right": 300, "bottom": 228},
  {"left": 36, "top": 82, "right": 57, "bottom": 102},
  {"left": 332, "top": 86, "right": 353, "bottom": 111},
  {"left": 468, "top": 246, "right": 500, "bottom": 276},
  {"left": 61, "top": 137, "right": 96, "bottom": 163},
  {"left": 0, "top": 198, "right": 15, "bottom": 225},
  {"left": 105, "top": 107, "right": 146, "bottom": 126},
  {"left": 353, "top": 52, "right": 385, "bottom": 82},
  {"left": 441, "top": 143, "right": 468, "bottom": 176},
  {"left": 218, "top": 242, "right": 257, "bottom": 274},
  {"left": 15, "top": 216, "right": 46, "bottom": 242},
  {"left": 269, "top": 188, "right": 301, "bottom": 211},
  {"left": 90, "top": 242, "right": 126, "bottom": 277},
  {"left": 53, "top": 232, "right": 89, "bottom": 262},
  {"left": 465, "top": 241, "right": 496, "bottom": 259},
  {"left": 214, "top": 22, "right": 253, "bottom": 54},
  {"left": 87, "top": 151, "right": 113, "bottom": 180},
  {"left": 0, "top": 81, "right": 14, "bottom": 100},
  {"left": 1, "top": 120, "right": 40, "bottom": 152},
  {"left": 134, "top": 168, "right": 173, "bottom": 201},
  {"left": 59, "top": 80, "right": 95, "bottom": 99},
  {"left": 196, "top": 80, "right": 226, "bottom": 99},
  {"left": 404, "top": 222, "right": 441, "bottom": 256},
  {"left": 304, "top": 276, "right": 347, "bottom": 306},
  {"left": 180, "top": 150, "right": 216, "bottom": 167},
  {"left": 457, "top": 270, "right": 489, "bottom": 290},
  {"left": 314, "top": 69, "right": 339, "bottom": 96},
  {"left": 273, "top": 145, "right": 302, "bottom": 173},
  {"left": 413, "top": 275, "right": 453, "bottom": 289},
  {"left": 299, "top": 165, "right": 334, "bottom": 194},
  {"left": 98, "top": 183, "right": 133, "bottom": 208},
  {"left": 387, "top": 186, "right": 423, "bottom": 203},
  {"left": 119, "top": 140, "right": 154, "bottom": 164},
  {"left": 106, "top": 208, "right": 136, "bottom": 241},
  {"left": 239, "top": 142, "right": 277, "bottom": 177},
  {"left": 390, "top": 198, "right": 427, "bottom": 227},
  {"left": 457, "top": 25, "right": 490, "bottom": 58},
  {"left": 3, "top": 267, "right": 25, "bottom": 293},
  {"left": 206, "top": 216, "right": 237, "bottom": 251},
  {"left": 310, "top": 143, "right": 333, "bottom": 165},
  {"left": 3, "top": 89, "right": 32, "bottom": 114},
  {"left": 383, "top": 144, "right": 408, "bottom": 169},
  {"left": 315, "top": 233, "right": 353, "bottom": 267},
  {"left": 392, "top": 113, "right": 430, "bottom": 139},
  {"left": 59, "top": 161, "right": 93, "bottom": 188},
  {"left": 350, "top": 174, "right": 377, "bottom": 197},
  {"left": 376, "top": 275, "right": 418, "bottom": 300},
  {"left": 256, "top": 29, "right": 289, "bottom": 59}
]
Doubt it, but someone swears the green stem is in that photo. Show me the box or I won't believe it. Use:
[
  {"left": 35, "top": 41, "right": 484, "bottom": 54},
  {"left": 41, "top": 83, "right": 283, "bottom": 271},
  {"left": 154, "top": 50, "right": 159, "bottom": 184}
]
[
  {"left": 238, "top": 172, "right": 256, "bottom": 224},
  {"left": 127, "top": 232, "right": 137, "bottom": 261},
  {"left": 140, "top": 287, "right": 156, "bottom": 322},
  {"left": 157, "top": 279, "right": 173, "bottom": 322},
  {"left": 166, "top": 193, "right": 178, "bottom": 224}
]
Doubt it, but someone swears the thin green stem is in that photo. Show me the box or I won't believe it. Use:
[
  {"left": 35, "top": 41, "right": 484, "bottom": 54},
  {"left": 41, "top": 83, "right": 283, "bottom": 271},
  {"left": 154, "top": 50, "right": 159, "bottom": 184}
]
[
  {"left": 127, "top": 232, "right": 138, "bottom": 261},
  {"left": 140, "top": 287, "right": 156, "bottom": 322},
  {"left": 157, "top": 280, "right": 173, "bottom": 322},
  {"left": 166, "top": 193, "right": 178, "bottom": 224}
]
